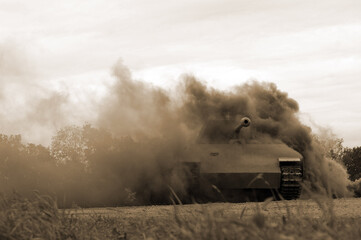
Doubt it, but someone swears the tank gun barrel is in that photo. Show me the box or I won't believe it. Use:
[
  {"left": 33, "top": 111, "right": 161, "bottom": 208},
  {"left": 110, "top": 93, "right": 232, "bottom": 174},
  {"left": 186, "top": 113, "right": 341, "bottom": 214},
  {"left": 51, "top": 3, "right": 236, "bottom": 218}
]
[{"left": 233, "top": 117, "right": 251, "bottom": 139}]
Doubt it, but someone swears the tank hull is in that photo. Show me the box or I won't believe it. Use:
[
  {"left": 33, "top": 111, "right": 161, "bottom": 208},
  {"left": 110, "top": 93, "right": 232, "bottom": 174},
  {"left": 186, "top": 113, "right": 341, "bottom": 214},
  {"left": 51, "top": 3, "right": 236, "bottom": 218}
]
[
  {"left": 185, "top": 143, "right": 302, "bottom": 191},
  {"left": 180, "top": 117, "right": 304, "bottom": 201}
]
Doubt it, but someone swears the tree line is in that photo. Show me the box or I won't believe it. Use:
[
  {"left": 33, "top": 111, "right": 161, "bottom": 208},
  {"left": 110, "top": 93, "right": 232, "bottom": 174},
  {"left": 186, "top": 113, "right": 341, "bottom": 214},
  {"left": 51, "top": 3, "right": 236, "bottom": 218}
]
[
  {"left": 0, "top": 125, "right": 360, "bottom": 207},
  {"left": 0, "top": 124, "right": 178, "bottom": 207}
]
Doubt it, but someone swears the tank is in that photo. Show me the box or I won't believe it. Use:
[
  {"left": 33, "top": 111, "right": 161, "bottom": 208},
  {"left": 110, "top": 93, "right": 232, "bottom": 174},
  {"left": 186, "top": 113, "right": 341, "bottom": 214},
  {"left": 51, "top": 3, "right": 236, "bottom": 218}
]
[{"left": 181, "top": 117, "right": 303, "bottom": 201}]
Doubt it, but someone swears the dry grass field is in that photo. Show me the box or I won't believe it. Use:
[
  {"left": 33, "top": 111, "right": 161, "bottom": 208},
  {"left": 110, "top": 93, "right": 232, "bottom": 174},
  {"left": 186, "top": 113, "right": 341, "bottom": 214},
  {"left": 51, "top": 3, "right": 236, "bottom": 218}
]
[
  {"left": 1, "top": 192, "right": 361, "bottom": 240},
  {"left": 70, "top": 198, "right": 361, "bottom": 239}
]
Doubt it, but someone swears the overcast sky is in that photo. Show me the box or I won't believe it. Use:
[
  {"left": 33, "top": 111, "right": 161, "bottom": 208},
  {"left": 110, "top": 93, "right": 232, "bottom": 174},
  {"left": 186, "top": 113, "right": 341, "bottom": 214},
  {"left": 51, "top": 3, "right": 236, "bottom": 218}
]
[{"left": 0, "top": 0, "right": 360, "bottom": 147}]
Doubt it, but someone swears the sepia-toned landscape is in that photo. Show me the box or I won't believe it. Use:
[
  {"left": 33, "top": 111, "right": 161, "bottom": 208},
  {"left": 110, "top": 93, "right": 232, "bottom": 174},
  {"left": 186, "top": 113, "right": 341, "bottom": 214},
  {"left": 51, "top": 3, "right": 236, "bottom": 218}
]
[{"left": 1, "top": 0, "right": 361, "bottom": 239}]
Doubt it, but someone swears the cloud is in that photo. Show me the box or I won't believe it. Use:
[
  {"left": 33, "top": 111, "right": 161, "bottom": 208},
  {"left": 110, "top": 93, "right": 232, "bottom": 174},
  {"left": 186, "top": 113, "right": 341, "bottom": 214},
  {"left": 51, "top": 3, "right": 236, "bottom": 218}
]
[
  {"left": 0, "top": 0, "right": 360, "bottom": 148},
  {"left": 0, "top": 40, "right": 86, "bottom": 145}
]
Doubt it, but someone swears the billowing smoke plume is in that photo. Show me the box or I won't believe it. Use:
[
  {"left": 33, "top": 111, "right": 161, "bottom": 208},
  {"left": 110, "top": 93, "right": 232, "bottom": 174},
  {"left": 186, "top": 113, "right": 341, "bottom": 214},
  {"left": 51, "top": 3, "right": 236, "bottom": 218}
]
[
  {"left": 93, "top": 60, "right": 351, "bottom": 202},
  {"left": 88, "top": 60, "right": 196, "bottom": 204},
  {"left": 0, "top": 58, "right": 353, "bottom": 206},
  {"left": 180, "top": 77, "right": 351, "bottom": 197}
]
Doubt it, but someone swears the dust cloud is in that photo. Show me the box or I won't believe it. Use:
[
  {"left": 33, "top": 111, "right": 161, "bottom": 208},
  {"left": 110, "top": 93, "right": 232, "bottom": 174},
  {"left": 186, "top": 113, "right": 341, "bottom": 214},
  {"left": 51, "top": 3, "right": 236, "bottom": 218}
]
[
  {"left": 181, "top": 75, "right": 352, "bottom": 197},
  {"left": 0, "top": 41, "right": 89, "bottom": 145},
  {"left": 0, "top": 58, "right": 353, "bottom": 206},
  {"left": 94, "top": 60, "right": 352, "bottom": 203}
]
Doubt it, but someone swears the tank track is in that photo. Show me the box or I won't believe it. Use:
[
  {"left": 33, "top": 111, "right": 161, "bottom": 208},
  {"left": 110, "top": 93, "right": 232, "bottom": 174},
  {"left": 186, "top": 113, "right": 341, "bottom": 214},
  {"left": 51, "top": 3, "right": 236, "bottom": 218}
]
[
  {"left": 182, "top": 162, "right": 200, "bottom": 197},
  {"left": 280, "top": 165, "right": 302, "bottom": 200}
]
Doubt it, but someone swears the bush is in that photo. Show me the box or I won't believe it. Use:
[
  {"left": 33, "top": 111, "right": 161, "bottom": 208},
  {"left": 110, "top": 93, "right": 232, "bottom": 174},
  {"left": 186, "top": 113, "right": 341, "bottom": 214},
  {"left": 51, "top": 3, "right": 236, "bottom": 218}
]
[
  {"left": 349, "top": 178, "right": 361, "bottom": 197},
  {"left": 342, "top": 147, "right": 361, "bottom": 181}
]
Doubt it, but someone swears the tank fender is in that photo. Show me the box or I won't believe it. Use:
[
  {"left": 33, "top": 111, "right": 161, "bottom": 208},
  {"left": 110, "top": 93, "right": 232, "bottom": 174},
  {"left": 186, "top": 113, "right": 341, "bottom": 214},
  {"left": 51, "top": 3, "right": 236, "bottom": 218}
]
[{"left": 279, "top": 157, "right": 302, "bottom": 165}]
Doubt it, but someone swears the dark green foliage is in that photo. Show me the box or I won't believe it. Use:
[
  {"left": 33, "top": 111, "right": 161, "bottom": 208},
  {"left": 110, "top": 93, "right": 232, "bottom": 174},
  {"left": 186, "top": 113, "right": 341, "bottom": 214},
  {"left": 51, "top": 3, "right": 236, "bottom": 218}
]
[
  {"left": 0, "top": 124, "right": 179, "bottom": 207},
  {"left": 312, "top": 135, "right": 361, "bottom": 193},
  {"left": 0, "top": 134, "right": 57, "bottom": 195},
  {"left": 342, "top": 147, "right": 361, "bottom": 181},
  {"left": 0, "top": 126, "right": 134, "bottom": 207}
]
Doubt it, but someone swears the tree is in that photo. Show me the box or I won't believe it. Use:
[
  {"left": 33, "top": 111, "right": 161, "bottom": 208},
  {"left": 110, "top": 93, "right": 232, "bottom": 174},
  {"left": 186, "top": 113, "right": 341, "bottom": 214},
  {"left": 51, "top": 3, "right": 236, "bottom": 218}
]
[
  {"left": 50, "top": 125, "right": 87, "bottom": 165},
  {"left": 342, "top": 147, "right": 361, "bottom": 181}
]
